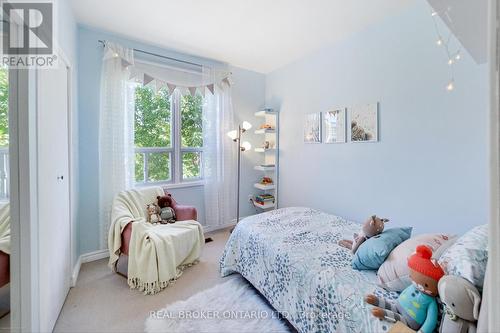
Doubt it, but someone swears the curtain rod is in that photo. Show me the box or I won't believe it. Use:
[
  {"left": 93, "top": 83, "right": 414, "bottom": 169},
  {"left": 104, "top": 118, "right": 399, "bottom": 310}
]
[{"left": 98, "top": 40, "right": 203, "bottom": 68}]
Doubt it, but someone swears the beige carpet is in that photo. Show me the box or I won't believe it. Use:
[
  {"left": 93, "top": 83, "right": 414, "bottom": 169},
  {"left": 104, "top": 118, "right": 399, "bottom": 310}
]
[{"left": 54, "top": 228, "right": 232, "bottom": 333}]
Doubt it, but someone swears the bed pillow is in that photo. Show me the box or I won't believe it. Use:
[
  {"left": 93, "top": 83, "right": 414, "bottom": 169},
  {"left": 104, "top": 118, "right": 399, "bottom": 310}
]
[
  {"left": 352, "top": 227, "right": 412, "bottom": 270},
  {"left": 377, "top": 234, "right": 457, "bottom": 292},
  {"left": 438, "top": 224, "right": 488, "bottom": 289}
]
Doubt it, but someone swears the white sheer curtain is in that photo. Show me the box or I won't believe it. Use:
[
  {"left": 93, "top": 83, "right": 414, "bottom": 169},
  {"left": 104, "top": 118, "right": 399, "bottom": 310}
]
[
  {"left": 99, "top": 42, "right": 135, "bottom": 249},
  {"left": 202, "top": 66, "right": 237, "bottom": 229}
]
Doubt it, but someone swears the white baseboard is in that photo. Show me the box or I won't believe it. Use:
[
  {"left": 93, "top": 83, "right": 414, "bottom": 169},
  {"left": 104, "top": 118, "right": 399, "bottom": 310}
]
[
  {"left": 71, "top": 256, "right": 81, "bottom": 287},
  {"left": 202, "top": 216, "right": 248, "bottom": 233},
  {"left": 71, "top": 249, "right": 110, "bottom": 287},
  {"left": 80, "top": 249, "right": 109, "bottom": 263}
]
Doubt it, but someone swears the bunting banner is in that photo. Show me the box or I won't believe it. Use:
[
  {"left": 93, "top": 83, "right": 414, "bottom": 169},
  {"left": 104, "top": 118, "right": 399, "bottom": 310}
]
[
  {"left": 129, "top": 69, "right": 228, "bottom": 96},
  {"left": 104, "top": 40, "right": 229, "bottom": 95}
]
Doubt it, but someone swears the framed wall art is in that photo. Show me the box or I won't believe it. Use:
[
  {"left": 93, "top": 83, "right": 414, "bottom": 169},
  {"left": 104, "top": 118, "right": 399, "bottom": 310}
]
[
  {"left": 304, "top": 112, "right": 322, "bottom": 143},
  {"left": 350, "top": 103, "right": 378, "bottom": 142},
  {"left": 323, "top": 108, "right": 346, "bottom": 143}
]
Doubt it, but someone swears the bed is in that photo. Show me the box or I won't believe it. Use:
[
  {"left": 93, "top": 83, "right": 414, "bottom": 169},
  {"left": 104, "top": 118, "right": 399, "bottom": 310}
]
[{"left": 220, "top": 207, "right": 400, "bottom": 333}]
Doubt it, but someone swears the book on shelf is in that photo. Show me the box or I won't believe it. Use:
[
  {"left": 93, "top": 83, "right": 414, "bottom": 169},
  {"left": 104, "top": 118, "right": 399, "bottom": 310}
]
[
  {"left": 254, "top": 200, "right": 274, "bottom": 206},
  {"left": 255, "top": 194, "right": 275, "bottom": 205}
]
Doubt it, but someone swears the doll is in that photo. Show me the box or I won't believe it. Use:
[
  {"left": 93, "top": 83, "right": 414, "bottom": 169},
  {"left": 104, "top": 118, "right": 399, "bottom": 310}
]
[{"left": 365, "top": 245, "right": 445, "bottom": 333}]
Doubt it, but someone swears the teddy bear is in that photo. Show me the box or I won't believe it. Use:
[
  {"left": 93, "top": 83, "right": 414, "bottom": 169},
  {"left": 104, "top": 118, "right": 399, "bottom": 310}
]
[
  {"left": 338, "top": 215, "right": 389, "bottom": 253},
  {"left": 146, "top": 203, "right": 161, "bottom": 224},
  {"left": 438, "top": 275, "right": 481, "bottom": 333},
  {"left": 365, "top": 245, "right": 445, "bottom": 333},
  {"left": 156, "top": 195, "right": 176, "bottom": 224}
]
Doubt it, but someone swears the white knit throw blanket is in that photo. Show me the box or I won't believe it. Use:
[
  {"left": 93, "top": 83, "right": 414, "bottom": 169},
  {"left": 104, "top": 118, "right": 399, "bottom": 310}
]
[
  {"left": 128, "top": 220, "right": 204, "bottom": 295},
  {"left": 107, "top": 187, "right": 204, "bottom": 295}
]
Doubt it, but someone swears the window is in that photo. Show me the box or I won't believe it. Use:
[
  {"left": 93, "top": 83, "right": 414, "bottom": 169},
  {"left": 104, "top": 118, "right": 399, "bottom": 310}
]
[{"left": 134, "top": 85, "right": 203, "bottom": 185}]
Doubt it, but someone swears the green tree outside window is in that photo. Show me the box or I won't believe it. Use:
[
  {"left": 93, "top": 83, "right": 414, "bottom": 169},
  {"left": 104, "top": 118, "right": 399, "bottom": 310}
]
[{"left": 134, "top": 85, "right": 203, "bottom": 183}]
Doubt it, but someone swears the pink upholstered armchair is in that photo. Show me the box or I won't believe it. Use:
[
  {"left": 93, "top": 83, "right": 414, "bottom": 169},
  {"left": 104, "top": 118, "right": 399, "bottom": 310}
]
[
  {"left": 116, "top": 187, "right": 197, "bottom": 277},
  {"left": 0, "top": 251, "right": 8, "bottom": 288}
]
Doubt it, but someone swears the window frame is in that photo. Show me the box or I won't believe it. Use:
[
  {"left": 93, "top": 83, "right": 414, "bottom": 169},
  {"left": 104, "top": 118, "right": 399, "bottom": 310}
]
[{"left": 134, "top": 89, "right": 204, "bottom": 187}]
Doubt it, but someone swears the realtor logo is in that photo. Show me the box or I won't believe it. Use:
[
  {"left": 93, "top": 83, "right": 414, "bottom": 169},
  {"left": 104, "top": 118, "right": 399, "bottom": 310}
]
[{"left": 1, "top": 1, "right": 56, "bottom": 68}]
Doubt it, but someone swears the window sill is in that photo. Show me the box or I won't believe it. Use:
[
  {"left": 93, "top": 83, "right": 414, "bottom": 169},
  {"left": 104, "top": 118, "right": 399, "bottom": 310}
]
[{"left": 136, "top": 180, "right": 205, "bottom": 190}]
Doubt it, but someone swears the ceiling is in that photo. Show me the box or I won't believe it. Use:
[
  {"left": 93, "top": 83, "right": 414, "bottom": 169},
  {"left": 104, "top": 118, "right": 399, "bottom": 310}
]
[
  {"left": 68, "top": 0, "right": 416, "bottom": 73},
  {"left": 427, "top": 0, "right": 488, "bottom": 64}
]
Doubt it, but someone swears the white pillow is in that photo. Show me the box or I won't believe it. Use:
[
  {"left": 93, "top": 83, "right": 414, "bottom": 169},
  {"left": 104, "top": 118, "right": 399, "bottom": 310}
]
[
  {"left": 438, "top": 224, "right": 488, "bottom": 289},
  {"left": 377, "top": 234, "right": 457, "bottom": 292}
]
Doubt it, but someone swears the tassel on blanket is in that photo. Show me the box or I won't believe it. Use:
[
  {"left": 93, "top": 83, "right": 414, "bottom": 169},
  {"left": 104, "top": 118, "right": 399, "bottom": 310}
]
[{"left": 128, "top": 260, "right": 199, "bottom": 295}]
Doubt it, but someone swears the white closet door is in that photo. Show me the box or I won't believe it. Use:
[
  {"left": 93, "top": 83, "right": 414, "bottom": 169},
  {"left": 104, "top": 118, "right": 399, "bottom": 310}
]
[{"left": 37, "top": 64, "right": 71, "bottom": 332}]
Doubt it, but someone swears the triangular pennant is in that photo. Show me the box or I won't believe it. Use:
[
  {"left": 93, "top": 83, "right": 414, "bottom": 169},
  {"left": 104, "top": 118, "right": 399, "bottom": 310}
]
[
  {"left": 222, "top": 77, "right": 230, "bottom": 86},
  {"left": 188, "top": 87, "right": 197, "bottom": 97},
  {"left": 129, "top": 68, "right": 139, "bottom": 81},
  {"left": 198, "top": 86, "right": 205, "bottom": 98},
  {"left": 151, "top": 81, "right": 158, "bottom": 93},
  {"left": 167, "top": 83, "right": 176, "bottom": 95},
  {"left": 156, "top": 80, "right": 166, "bottom": 91},
  {"left": 121, "top": 58, "right": 132, "bottom": 69},
  {"left": 207, "top": 83, "right": 215, "bottom": 95},
  {"left": 178, "top": 86, "right": 188, "bottom": 96},
  {"left": 143, "top": 74, "right": 155, "bottom": 86}
]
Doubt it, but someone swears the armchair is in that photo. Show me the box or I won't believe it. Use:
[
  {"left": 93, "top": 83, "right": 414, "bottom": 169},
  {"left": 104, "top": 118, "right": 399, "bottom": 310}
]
[{"left": 116, "top": 187, "right": 198, "bottom": 277}]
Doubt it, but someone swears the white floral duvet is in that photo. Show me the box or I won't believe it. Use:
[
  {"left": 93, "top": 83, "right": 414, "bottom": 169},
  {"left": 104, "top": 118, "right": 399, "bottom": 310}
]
[{"left": 220, "top": 207, "right": 399, "bottom": 333}]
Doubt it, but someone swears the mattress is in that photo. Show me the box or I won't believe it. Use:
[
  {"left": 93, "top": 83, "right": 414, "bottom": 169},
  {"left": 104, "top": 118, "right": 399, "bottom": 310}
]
[{"left": 220, "top": 207, "right": 399, "bottom": 333}]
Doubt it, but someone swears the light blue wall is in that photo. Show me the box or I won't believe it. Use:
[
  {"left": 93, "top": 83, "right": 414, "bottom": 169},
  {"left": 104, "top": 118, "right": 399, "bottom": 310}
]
[
  {"left": 77, "top": 26, "right": 266, "bottom": 255},
  {"left": 265, "top": 2, "right": 489, "bottom": 235},
  {"left": 231, "top": 67, "right": 267, "bottom": 219}
]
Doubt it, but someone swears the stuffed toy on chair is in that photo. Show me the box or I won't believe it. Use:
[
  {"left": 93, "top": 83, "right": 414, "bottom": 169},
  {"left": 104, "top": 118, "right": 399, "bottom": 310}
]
[
  {"left": 339, "top": 215, "right": 389, "bottom": 253},
  {"left": 438, "top": 275, "right": 481, "bottom": 333},
  {"left": 365, "top": 245, "right": 445, "bottom": 333},
  {"left": 157, "top": 195, "right": 176, "bottom": 224},
  {"left": 146, "top": 203, "right": 161, "bottom": 224}
]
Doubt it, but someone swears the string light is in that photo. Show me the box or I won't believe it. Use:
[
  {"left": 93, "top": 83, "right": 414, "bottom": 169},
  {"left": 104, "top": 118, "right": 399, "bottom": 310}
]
[
  {"left": 430, "top": 7, "right": 461, "bottom": 92},
  {"left": 446, "top": 80, "right": 455, "bottom": 91}
]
